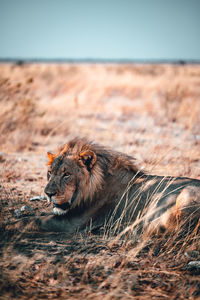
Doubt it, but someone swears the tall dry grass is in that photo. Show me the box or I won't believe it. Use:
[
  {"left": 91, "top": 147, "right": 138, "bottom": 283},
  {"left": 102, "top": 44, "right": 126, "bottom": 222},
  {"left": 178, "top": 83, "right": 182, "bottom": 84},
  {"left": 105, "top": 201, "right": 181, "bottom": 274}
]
[{"left": 0, "top": 63, "right": 200, "bottom": 299}]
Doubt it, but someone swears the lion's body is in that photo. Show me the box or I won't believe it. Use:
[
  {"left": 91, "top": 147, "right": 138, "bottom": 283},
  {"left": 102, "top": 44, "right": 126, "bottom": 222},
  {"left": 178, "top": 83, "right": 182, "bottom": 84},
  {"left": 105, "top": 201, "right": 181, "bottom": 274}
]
[{"left": 40, "top": 138, "right": 200, "bottom": 234}]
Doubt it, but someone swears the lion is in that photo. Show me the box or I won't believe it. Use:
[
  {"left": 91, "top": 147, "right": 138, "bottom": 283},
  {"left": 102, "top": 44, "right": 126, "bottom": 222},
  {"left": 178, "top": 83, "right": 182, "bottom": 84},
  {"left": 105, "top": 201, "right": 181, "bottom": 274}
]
[{"left": 39, "top": 137, "right": 200, "bottom": 235}]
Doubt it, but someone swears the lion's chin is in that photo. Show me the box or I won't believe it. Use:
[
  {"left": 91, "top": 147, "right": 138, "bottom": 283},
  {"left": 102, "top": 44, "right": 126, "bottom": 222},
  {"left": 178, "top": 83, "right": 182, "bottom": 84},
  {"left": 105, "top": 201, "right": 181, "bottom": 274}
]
[{"left": 53, "top": 207, "right": 67, "bottom": 215}]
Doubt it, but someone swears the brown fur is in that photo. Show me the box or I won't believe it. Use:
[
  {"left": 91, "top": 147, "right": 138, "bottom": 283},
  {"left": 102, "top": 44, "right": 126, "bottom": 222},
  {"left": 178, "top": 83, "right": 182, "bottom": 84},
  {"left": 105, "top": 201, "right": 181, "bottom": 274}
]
[{"left": 40, "top": 138, "right": 200, "bottom": 235}]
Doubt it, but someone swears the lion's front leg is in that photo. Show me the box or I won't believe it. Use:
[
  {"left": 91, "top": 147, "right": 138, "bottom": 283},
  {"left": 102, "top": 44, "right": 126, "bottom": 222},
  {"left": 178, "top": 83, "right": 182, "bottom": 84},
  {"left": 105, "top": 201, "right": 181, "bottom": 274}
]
[
  {"left": 5, "top": 214, "right": 75, "bottom": 234},
  {"left": 5, "top": 214, "right": 50, "bottom": 232},
  {"left": 38, "top": 214, "right": 77, "bottom": 233}
]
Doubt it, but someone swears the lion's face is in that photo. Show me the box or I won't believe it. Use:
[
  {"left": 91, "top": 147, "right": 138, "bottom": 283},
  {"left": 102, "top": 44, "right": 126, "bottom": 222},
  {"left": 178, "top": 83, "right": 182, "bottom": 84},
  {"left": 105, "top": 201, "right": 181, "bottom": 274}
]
[
  {"left": 44, "top": 147, "right": 102, "bottom": 215},
  {"left": 45, "top": 155, "right": 78, "bottom": 215}
]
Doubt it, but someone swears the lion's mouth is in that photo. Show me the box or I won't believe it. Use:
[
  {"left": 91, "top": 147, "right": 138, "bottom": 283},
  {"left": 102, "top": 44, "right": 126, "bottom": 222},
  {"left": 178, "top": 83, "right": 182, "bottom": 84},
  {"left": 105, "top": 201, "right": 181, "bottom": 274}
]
[
  {"left": 48, "top": 195, "right": 72, "bottom": 210},
  {"left": 49, "top": 190, "right": 78, "bottom": 215},
  {"left": 53, "top": 202, "right": 71, "bottom": 210},
  {"left": 53, "top": 206, "right": 66, "bottom": 215},
  {"left": 51, "top": 202, "right": 71, "bottom": 216}
]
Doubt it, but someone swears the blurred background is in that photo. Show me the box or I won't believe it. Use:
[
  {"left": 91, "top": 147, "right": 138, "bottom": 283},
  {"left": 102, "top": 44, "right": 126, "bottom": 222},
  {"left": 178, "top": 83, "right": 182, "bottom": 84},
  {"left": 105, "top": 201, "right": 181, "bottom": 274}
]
[
  {"left": 0, "top": 0, "right": 200, "bottom": 62},
  {"left": 0, "top": 0, "right": 200, "bottom": 189}
]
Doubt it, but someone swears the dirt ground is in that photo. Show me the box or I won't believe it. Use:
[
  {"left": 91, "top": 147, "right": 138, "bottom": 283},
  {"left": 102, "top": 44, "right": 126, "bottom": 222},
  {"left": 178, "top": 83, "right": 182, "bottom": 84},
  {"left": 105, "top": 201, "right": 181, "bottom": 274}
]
[{"left": 0, "top": 63, "right": 200, "bottom": 299}]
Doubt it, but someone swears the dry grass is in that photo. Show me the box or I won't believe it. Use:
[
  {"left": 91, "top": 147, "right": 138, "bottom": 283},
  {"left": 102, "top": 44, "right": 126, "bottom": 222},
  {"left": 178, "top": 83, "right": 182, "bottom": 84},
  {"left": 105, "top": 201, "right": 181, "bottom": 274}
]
[{"left": 0, "top": 63, "right": 200, "bottom": 299}]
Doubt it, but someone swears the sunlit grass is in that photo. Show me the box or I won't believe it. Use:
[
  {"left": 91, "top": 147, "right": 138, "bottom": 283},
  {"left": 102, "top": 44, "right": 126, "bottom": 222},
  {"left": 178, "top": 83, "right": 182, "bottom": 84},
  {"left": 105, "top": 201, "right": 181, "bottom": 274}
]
[{"left": 0, "top": 63, "right": 200, "bottom": 299}]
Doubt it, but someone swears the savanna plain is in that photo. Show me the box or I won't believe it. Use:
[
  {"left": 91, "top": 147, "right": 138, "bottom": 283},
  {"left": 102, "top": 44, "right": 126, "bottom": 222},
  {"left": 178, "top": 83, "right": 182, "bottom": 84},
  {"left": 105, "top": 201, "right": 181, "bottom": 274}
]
[{"left": 0, "top": 63, "right": 200, "bottom": 299}]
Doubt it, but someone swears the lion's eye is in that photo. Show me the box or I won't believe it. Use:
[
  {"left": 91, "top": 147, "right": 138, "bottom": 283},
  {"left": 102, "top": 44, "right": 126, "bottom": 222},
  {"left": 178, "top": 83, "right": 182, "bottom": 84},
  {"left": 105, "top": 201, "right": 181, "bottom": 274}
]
[{"left": 63, "top": 172, "right": 71, "bottom": 178}]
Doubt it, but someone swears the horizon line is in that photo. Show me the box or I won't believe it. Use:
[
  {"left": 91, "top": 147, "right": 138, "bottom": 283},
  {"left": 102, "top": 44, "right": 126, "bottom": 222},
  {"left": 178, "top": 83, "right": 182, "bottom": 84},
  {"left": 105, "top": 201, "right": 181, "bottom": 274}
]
[{"left": 0, "top": 58, "right": 200, "bottom": 65}]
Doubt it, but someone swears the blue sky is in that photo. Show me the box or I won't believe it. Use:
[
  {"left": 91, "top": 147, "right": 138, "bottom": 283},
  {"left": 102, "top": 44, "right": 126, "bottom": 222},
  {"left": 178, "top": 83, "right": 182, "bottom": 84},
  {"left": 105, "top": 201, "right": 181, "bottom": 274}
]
[{"left": 0, "top": 0, "right": 199, "bottom": 60}]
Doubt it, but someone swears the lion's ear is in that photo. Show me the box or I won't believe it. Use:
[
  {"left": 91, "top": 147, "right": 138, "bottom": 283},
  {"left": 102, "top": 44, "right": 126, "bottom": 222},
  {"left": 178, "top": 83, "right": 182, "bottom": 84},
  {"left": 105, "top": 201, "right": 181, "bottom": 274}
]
[
  {"left": 79, "top": 150, "right": 97, "bottom": 170},
  {"left": 47, "top": 152, "right": 55, "bottom": 166}
]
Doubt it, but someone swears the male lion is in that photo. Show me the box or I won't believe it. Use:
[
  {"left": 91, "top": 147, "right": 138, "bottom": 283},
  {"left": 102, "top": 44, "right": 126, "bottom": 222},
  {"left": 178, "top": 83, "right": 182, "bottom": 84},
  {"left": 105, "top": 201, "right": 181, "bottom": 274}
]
[{"left": 41, "top": 138, "right": 200, "bottom": 235}]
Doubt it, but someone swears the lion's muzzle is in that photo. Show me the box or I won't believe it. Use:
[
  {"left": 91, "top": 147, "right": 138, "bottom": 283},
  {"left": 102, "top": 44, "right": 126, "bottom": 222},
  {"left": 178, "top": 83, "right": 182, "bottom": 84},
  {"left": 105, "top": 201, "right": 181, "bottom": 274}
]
[
  {"left": 44, "top": 187, "right": 56, "bottom": 202},
  {"left": 53, "top": 202, "right": 71, "bottom": 211}
]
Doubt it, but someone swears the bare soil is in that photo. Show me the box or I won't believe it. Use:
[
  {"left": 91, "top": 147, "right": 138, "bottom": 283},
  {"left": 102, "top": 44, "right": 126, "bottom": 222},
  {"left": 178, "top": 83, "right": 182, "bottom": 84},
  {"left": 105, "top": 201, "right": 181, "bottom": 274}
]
[{"left": 0, "top": 63, "right": 200, "bottom": 299}]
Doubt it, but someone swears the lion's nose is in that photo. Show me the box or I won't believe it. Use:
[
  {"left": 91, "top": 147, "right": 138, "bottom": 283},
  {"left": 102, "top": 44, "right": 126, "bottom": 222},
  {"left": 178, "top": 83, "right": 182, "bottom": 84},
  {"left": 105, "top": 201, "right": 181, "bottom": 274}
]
[{"left": 45, "top": 190, "right": 56, "bottom": 199}]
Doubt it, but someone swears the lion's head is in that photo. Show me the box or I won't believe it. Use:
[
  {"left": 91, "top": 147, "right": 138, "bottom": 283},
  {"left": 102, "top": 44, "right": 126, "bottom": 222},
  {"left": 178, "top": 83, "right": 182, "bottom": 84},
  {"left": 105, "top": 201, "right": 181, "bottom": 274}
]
[{"left": 44, "top": 138, "right": 107, "bottom": 215}]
